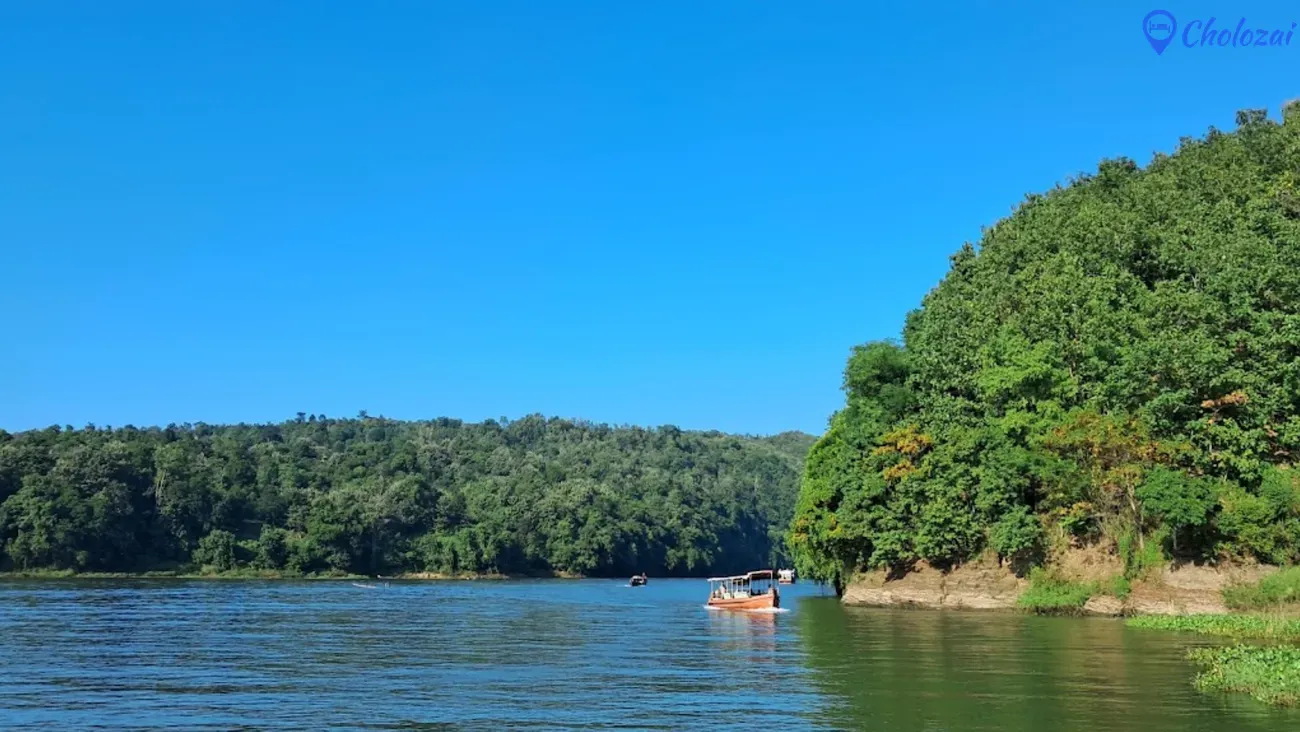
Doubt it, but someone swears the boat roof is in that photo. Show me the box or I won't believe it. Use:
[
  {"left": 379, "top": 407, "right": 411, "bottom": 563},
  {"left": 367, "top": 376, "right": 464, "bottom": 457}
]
[{"left": 707, "top": 570, "right": 775, "bottom": 582}]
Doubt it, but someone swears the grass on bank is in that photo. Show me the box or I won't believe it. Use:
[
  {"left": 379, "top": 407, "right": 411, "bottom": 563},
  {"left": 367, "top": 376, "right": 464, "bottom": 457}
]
[
  {"left": 1015, "top": 525, "right": 1162, "bottom": 614},
  {"left": 1223, "top": 566, "right": 1300, "bottom": 610},
  {"left": 1188, "top": 645, "right": 1300, "bottom": 707},
  {"left": 1016, "top": 568, "right": 1097, "bottom": 613}
]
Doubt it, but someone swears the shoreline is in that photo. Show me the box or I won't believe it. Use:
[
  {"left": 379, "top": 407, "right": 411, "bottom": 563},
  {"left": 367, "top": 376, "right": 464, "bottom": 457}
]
[
  {"left": 0, "top": 570, "right": 533, "bottom": 581},
  {"left": 839, "top": 553, "right": 1278, "bottom": 618},
  {"left": 0, "top": 570, "right": 679, "bottom": 582}
]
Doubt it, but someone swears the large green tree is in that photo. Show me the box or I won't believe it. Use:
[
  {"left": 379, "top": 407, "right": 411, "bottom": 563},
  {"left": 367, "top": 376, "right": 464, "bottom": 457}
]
[
  {"left": 792, "top": 107, "right": 1300, "bottom": 589},
  {"left": 0, "top": 416, "right": 814, "bottom": 577}
]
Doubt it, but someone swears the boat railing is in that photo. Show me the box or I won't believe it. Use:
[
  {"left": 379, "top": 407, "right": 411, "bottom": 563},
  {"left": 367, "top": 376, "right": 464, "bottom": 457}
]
[{"left": 708, "top": 570, "right": 777, "bottom": 600}]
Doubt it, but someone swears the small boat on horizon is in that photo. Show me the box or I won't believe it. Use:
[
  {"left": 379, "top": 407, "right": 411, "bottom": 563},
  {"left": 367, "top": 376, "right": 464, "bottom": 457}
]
[
  {"left": 629, "top": 573, "right": 648, "bottom": 586},
  {"left": 707, "top": 570, "right": 779, "bottom": 611},
  {"left": 778, "top": 568, "right": 796, "bottom": 584}
]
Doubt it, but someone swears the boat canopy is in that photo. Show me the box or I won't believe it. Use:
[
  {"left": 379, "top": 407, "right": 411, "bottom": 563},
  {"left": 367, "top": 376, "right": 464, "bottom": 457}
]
[{"left": 707, "top": 570, "right": 775, "bottom": 583}]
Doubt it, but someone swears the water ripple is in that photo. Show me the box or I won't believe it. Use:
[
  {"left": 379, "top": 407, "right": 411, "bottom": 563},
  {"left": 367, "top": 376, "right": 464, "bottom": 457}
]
[{"left": 3, "top": 580, "right": 1299, "bottom": 730}]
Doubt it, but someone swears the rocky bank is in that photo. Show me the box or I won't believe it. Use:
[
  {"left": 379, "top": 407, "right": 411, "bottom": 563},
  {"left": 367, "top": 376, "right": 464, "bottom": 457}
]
[{"left": 840, "top": 551, "right": 1277, "bottom": 616}]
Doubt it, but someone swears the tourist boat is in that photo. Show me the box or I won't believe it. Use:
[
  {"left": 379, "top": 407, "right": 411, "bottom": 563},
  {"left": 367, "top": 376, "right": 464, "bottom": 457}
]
[
  {"left": 778, "top": 568, "right": 796, "bottom": 584},
  {"left": 706, "top": 570, "right": 780, "bottom": 610},
  {"left": 629, "top": 573, "right": 648, "bottom": 586}
]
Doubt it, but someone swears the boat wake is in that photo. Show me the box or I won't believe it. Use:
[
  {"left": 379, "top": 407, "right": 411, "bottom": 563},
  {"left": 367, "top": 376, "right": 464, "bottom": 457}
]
[{"left": 703, "top": 605, "right": 789, "bottom": 614}]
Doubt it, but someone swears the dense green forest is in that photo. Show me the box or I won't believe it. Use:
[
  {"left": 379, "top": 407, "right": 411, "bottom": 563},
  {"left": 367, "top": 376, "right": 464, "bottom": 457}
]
[
  {"left": 0, "top": 414, "right": 813, "bottom": 577},
  {"left": 791, "top": 107, "right": 1300, "bottom": 590}
]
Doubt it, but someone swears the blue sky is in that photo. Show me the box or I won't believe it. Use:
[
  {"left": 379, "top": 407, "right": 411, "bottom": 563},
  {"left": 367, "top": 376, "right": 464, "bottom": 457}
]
[{"left": 2, "top": 1, "right": 1297, "bottom": 436}]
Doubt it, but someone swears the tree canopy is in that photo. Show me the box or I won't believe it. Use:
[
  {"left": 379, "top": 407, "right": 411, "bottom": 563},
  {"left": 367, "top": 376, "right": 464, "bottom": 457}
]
[
  {"left": 0, "top": 415, "right": 814, "bottom": 577},
  {"left": 791, "top": 107, "right": 1300, "bottom": 589}
]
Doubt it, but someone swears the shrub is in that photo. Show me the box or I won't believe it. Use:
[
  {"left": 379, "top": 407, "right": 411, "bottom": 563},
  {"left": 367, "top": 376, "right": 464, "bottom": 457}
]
[
  {"left": 1116, "top": 526, "right": 1166, "bottom": 580},
  {"left": 1214, "top": 470, "right": 1300, "bottom": 565},
  {"left": 192, "top": 530, "right": 237, "bottom": 572},
  {"left": 1056, "top": 502, "right": 1097, "bottom": 540},
  {"left": 1017, "top": 567, "right": 1096, "bottom": 613},
  {"left": 1136, "top": 468, "right": 1215, "bottom": 554},
  {"left": 253, "top": 526, "right": 289, "bottom": 570},
  {"left": 1216, "top": 486, "right": 1284, "bottom": 561},
  {"left": 284, "top": 534, "right": 326, "bottom": 574},
  {"left": 990, "top": 505, "right": 1043, "bottom": 563},
  {"left": 1223, "top": 566, "right": 1300, "bottom": 610}
]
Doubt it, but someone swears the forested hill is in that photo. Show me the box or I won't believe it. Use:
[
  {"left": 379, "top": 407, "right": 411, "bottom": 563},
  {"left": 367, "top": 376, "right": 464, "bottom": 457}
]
[
  {"left": 0, "top": 415, "right": 815, "bottom": 577},
  {"left": 791, "top": 106, "right": 1300, "bottom": 589}
]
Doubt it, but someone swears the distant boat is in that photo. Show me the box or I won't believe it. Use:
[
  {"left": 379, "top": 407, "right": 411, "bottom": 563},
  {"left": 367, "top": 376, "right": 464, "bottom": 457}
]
[
  {"left": 707, "top": 570, "right": 779, "bottom": 610},
  {"left": 351, "top": 581, "right": 389, "bottom": 589},
  {"left": 629, "top": 573, "right": 648, "bottom": 587},
  {"left": 778, "top": 568, "right": 796, "bottom": 585}
]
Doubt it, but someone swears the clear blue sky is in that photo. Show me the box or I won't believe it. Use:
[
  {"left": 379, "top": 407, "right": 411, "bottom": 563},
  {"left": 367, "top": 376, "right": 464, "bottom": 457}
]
[{"left": 2, "top": 1, "right": 1297, "bottom": 435}]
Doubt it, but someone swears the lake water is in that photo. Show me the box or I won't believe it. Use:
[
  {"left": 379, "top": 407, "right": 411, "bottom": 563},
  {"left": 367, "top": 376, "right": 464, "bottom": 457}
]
[{"left": 1, "top": 579, "right": 1297, "bottom": 730}]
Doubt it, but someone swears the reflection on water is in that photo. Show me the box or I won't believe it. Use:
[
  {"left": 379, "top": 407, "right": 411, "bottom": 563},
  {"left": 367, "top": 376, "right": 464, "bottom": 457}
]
[
  {"left": 707, "top": 607, "right": 779, "bottom": 658},
  {"left": 707, "top": 606, "right": 778, "bottom": 633},
  {"left": 0, "top": 579, "right": 828, "bottom": 730},
  {"left": 796, "top": 601, "right": 1300, "bottom": 731},
  {"left": 0, "top": 579, "right": 1296, "bottom": 730}
]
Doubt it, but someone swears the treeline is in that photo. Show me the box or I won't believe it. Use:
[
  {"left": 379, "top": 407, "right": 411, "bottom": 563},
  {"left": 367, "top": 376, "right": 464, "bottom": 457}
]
[
  {"left": 0, "top": 414, "right": 814, "bottom": 577},
  {"left": 792, "top": 106, "right": 1300, "bottom": 589}
]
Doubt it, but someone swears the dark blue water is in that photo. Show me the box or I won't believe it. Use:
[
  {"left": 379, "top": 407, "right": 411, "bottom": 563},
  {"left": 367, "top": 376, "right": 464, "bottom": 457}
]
[{"left": 0, "top": 579, "right": 1296, "bottom": 730}]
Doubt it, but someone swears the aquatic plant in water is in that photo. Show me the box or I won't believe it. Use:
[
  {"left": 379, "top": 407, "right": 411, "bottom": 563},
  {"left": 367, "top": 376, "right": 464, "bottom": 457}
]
[
  {"left": 1126, "top": 614, "right": 1300, "bottom": 641},
  {"left": 1188, "top": 645, "right": 1300, "bottom": 707}
]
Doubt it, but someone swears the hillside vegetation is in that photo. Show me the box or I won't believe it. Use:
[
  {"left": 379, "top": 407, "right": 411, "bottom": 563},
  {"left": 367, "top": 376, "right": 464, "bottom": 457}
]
[
  {"left": 791, "top": 107, "right": 1300, "bottom": 590},
  {"left": 0, "top": 414, "right": 813, "bottom": 577}
]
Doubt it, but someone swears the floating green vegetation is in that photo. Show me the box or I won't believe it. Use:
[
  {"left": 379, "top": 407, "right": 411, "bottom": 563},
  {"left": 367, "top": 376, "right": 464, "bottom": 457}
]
[
  {"left": 1188, "top": 644, "right": 1300, "bottom": 707},
  {"left": 1126, "top": 614, "right": 1300, "bottom": 641},
  {"left": 1016, "top": 568, "right": 1096, "bottom": 614},
  {"left": 1223, "top": 567, "right": 1300, "bottom": 610}
]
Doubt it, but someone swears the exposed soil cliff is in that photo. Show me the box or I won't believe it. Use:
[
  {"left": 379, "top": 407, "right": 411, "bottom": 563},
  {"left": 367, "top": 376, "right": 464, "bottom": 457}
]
[
  {"left": 841, "top": 555, "right": 1027, "bottom": 610},
  {"left": 840, "top": 551, "right": 1276, "bottom": 616}
]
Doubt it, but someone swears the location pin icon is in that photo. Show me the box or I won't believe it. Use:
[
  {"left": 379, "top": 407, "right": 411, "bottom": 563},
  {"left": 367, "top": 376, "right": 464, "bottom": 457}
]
[{"left": 1143, "top": 10, "right": 1177, "bottom": 55}]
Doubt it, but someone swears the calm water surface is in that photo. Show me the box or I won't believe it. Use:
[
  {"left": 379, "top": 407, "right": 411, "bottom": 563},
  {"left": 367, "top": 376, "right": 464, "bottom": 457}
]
[{"left": 1, "top": 579, "right": 1297, "bottom": 730}]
